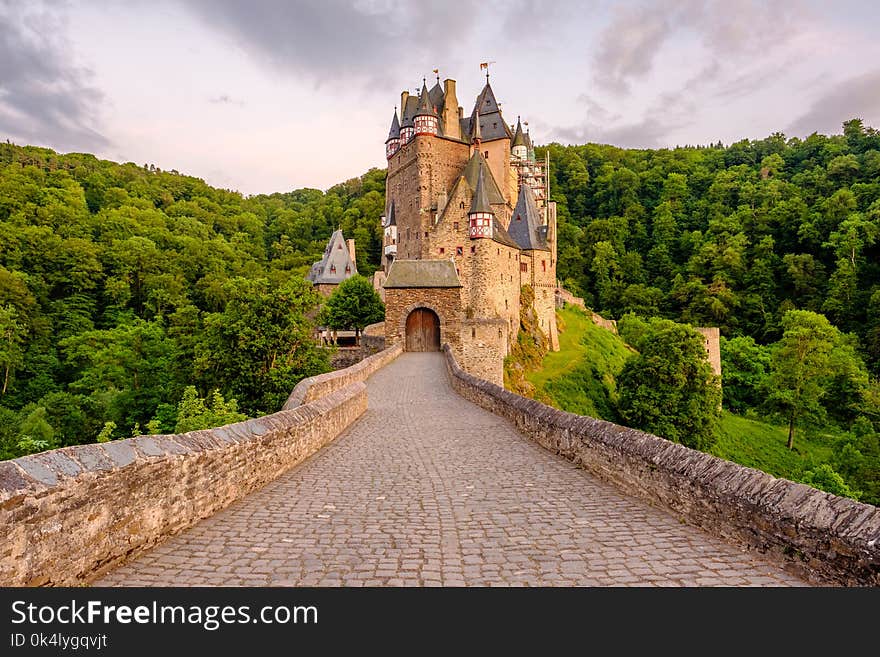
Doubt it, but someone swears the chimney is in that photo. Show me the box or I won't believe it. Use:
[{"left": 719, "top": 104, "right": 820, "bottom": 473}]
[
  {"left": 346, "top": 239, "right": 357, "bottom": 269},
  {"left": 400, "top": 91, "right": 409, "bottom": 118},
  {"left": 442, "top": 79, "right": 460, "bottom": 140}
]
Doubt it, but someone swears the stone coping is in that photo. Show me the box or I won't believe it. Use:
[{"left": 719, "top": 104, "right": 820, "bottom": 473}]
[{"left": 284, "top": 343, "right": 402, "bottom": 409}]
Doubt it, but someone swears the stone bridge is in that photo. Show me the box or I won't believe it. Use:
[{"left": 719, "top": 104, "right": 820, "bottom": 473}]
[{"left": 2, "top": 347, "right": 879, "bottom": 586}]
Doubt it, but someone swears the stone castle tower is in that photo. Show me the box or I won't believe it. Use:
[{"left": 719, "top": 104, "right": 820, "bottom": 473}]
[{"left": 379, "top": 73, "right": 560, "bottom": 384}]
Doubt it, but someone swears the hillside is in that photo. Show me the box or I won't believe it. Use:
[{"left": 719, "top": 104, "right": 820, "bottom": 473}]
[
  {"left": 0, "top": 143, "right": 386, "bottom": 457},
  {"left": 538, "top": 119, "right": 880, "bottom": 377},
  {"left": 523, "top": 304, "right": 875, "bottom": 504}
]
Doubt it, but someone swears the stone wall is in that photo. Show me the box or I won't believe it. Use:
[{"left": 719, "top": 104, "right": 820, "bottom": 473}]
[
  {"left": 460, "top": 318, "right": 507, "bottom": 386},
  {"left": 442, "top": 345, "right": 880, "bottom": 586},
  {"left": 362, "top": 321, "right": 386, "bottom": 355},
  {"left": 0, "top": 383, "right": 367, "bottom": 586},
  {"left": 284, "top": 343, "right": 402, "bottom": 409}
]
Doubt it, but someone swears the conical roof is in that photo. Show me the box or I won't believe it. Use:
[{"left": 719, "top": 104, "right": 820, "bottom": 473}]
[
  {"left": 508, "top": 183, "right": 549, "bottom": 251},
  {"left": 469, "top": 163, "right": 493, "bottom": 215},
  {"left": 386, "top": 109, "right": 400, "bottom": 142},
  {"left": 414, "top": 82, "right": 437, "bottom": 117},
  {"left": 401, "top": 95, "right": 417, "bottom": 128},
  {"left": 512, "top": 116, "right": 526, "bottom": 148}
]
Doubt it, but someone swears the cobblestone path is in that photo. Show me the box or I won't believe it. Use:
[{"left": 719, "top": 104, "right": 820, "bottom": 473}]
[{"left": 96, "top": 353, "right": 807, "bottom": 586}]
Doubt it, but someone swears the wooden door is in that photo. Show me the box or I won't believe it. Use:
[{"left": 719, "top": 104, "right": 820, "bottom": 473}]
[{"left": 405, "top": 308, "right": 441, "bottom": 352}]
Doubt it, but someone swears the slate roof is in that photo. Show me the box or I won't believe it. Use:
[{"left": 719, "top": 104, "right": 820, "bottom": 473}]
[
  {"left": 508, "top": 184, "right": 549, "bottom": 251},
  {"left": 462, "top": 150, "right": 505, "bottom": 204},
  {"left": 415, "top": 82, "right": 438, "bottom": 117},
  {"left": 383, "top": 259, "right": 462, "bottom": 288},
  {"left": 401, "top": 95, "right": 418, "bottom": 128},
  {"left": 307, "top": 229, "right": 358, "bottom": 284},
  {"left": 512, "top": 116, "right": 526, "bottom": 148},
  {"left": 387, "top": 109, "right": 400, "bottom": 141},
  {"left": 462, "top": 82, "right": 512, "bottom": 142},
  {"left": 469, "top": 163, "right": 493, "bottom": 214}
]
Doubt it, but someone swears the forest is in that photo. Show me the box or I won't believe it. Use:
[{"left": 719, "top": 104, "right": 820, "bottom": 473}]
[
  {"left": 0, "top": 142, "right": 384, "bottom": 458},
  {"left": 1, "top": 119, "right": 878, "bottom": 503}
]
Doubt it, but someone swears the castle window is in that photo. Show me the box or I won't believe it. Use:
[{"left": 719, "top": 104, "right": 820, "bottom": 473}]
[
  {"left": 516, "top": 214, "right": 521, "bottom": 221},
  {"left": 337, "top": 243, "right": 342, "bottom": 249},
  {"left": 521, "top": 262, "right": 528, "bottom": 272},
  {"left": 460, "top": 201, "right": 465, "bottom": 209},
  {"left": 498, "top": 328, "right": 502, "bottom": 338},
  {"left": 456, "top": 246, "right": 463, "bottom": 256},
  {"left": 439, "top": 247, "right": 445, "bottom": 254},
  {"left": 484, "top": 151, "right": 489, "bottom": 159},
  {"left": 493, "top": 122, "right": 497, "bottom": 129},
  {"left": 425, "top": 231, "right": 428, "bottom": 238},
  {"left": 453, "top": 222, "right": 459, "bottom": 231},
  {"left": 471, "top": 246, "right": 475, "bottom": 254},
  {"left": 542, "top": 260, "right": 546, "bottom": 272},
  {"left": 505, "top": 299, "right": 508, "bottom": 309},
  {"left": 472, "top": 328, "right": 476, "bottom": 338}
]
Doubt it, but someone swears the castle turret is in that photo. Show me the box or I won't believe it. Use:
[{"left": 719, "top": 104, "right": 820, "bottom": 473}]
[
  {"left": 512, "top": 116, "right": 527, "bottom": 161},
  {"left": 468, "top": 163, "right": 494, "bottom": 239},
  {"left": 413, "top": 81, "right": 439, "bottom": 136},
  {"left": 386, "top": 108, "right": 401, "bottom": 158},
  {"left": 400, "top": 97, "right": 415, "bottom": 145}
]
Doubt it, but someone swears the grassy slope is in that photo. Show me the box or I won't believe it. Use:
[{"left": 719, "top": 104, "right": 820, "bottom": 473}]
[
  {"left": 525, "top": 306, "right": 633, "bottom": 421},
  {"left": 527, "top": 304, "right": 837, "bottom": 482}
]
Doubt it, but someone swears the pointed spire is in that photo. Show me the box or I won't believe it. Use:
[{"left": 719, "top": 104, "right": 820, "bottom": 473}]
[
  {"left": 386, "top": 107, "right": 400, "bottom": 142},
  {"left": 512, "top": 115, "right": 526, "bottom": 148},
  {"left": 415, "top": 80, "right": 437, "bottom": 117},
  {"left": 469, "top": 163, "right": 493, "bottom": 215},
  {"left": 471, "top": 108, "right": 482, "bottom": 145}
]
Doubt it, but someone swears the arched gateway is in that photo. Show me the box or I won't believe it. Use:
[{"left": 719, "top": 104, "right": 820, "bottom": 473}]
[{"left": 405, "top": 308, "right": 441, "bottom": 352}]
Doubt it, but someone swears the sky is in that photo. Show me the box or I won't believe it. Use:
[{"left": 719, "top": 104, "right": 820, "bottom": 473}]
[{"left": 2, "top": 0, "right": 879, "bottom": 196}]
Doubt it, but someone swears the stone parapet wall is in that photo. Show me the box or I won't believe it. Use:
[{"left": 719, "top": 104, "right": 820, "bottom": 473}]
[
  {"left": 284, "top": 343, "right": 402, "bottom": 409},
  {"left": 442, "top": 345, "right": 880, "bottom": 586},
  {"left": 0, "top": 383, "right": 367, "bottom": 586},
  {"left": 362, "top": 322, "right": 386, "bottom": 356}
]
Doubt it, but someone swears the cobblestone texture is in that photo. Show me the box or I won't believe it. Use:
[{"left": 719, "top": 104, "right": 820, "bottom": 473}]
[{"left": 96, "top": 353, "right": 807, "bottom": 587}]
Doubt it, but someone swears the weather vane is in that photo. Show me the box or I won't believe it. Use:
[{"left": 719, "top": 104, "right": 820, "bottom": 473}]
[{"left": 479, "top": 61, "right": 496, "bottom": 81}]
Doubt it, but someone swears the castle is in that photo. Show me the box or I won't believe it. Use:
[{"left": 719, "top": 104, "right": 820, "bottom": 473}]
[{"left": 377, "top": 72, "right": 560, "bottom": 384}]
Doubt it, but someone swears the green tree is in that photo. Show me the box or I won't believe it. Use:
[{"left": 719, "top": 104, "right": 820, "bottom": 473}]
[
  {"left": 197, "top": 277, "right": 329, "bottom": 413},
  {"left": 17, "top": 406, "right": 55, "bottom": 454},
  {"left": 320, "top": 275, "right": 385, "bottom": 344},
  {"left": 617, "top": 319, "right": 721, "bottom": 450},
  {"left": 174, "top": 386, "right": 246, "bottom": 433},
  {"left": 799, "top": 464, "right": 860, "bottom": 500},
  {"left": 719, "top": 336, "right": 771, "bottom": 413},
  {"left": 766, "top": 311, "right": 847, "bottom": 450},
  {"left": 0, "top": 304, "right": 27, "bottom": 395}
]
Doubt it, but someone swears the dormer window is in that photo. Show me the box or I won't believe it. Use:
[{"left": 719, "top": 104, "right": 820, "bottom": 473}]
[
  {"left": 330, "top": 265, "right": 336, "bottom": 274},
  {"left": 345, "top": 265, "right": 351, "bottom": 274}
]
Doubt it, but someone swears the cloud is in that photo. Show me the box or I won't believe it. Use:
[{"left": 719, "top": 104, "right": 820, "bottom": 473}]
[
  {"left": 788, "top": 69, "right": 880, "bottom": 137},
  {"left": 209, "top": 94, "right": 245, "bottom": 107},
  {"left": 0, "top": 1, "right": 109, "bottom": 151},
  {"left": 591, "top": 0, "right": 810, "bottom": 96},
  {"left": 176, "top": 0, "right": 481, "bottom": 89},
  {"left": 592, "top": 1, "right": 676, "bottom": 94}
]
